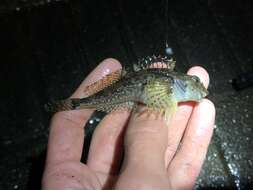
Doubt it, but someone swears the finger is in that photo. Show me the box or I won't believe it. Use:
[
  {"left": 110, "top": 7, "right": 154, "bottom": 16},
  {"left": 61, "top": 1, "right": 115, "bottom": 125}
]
[
  {"left": 87, "top": 111, "right": 130, "bottom": 185},
  {"left": 165, "top": 66, "right": 210, "bottom": 165},
  {"left": 115, "top": 109, "right": 171, "bottom": 189},
  {"left": 187, "top": 66, "right": 210, "bottom": 87},
  {"left": 46, "top": 58, "right": 122, "bottom": 166},
  {"left": 168, "top": 99, "right": 215, "bottom": 189}
]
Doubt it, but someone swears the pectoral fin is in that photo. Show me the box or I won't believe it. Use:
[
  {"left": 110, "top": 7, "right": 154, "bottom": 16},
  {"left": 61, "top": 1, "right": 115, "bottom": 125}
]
[{"left": 144, "top": 78, "right": 177, "bottom": 124}]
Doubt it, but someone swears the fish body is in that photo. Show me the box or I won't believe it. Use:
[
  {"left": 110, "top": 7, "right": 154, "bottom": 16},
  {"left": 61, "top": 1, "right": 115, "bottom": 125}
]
[{"left": 46, "top": 56, "right": 208, "bottom": 120}]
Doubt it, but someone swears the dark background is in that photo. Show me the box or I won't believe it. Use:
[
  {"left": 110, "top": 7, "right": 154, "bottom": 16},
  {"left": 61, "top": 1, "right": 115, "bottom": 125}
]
[{"left": 1, "top": 0, "right": 253, "bottom": 189}]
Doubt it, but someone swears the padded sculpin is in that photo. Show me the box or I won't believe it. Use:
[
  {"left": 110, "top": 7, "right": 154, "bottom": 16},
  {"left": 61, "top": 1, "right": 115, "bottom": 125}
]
[{"left": 46, "top": 55, "right": 208, "bottom": 123}]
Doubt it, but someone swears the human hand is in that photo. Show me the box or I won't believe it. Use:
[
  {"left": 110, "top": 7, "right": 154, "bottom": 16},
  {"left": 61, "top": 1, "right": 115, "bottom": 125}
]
[{"left": 42, "top": 58, "right": 215, "bottom": 190}]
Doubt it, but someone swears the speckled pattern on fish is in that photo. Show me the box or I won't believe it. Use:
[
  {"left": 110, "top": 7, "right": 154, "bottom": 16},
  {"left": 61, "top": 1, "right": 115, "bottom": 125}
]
[{"left": 46, "top": 56, "right": 208, "bottom": 121}]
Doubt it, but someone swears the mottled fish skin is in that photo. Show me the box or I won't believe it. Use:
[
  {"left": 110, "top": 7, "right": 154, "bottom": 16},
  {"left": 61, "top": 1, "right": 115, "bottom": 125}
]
[{"left": 46, "top": 56, "right": 208, "bottom": 119}]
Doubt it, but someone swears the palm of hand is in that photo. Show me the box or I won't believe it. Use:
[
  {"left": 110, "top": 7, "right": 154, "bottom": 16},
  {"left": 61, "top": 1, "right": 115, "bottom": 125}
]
[{"left": 42, "top": 59, "right": 215, "bottom": 190}]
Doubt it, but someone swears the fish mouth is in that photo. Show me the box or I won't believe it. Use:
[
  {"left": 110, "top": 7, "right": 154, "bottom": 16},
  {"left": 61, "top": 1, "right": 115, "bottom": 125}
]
[{"left": 202, "top": 87, "right": 209, "bottom": 97}]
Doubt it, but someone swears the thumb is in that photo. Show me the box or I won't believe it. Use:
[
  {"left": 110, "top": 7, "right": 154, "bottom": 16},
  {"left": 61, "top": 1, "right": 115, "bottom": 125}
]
[{"left": 115, "top": 107, "right": 170, "bottom": 189}]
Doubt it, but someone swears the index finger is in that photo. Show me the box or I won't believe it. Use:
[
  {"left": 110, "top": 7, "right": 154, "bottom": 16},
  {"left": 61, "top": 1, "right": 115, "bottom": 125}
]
[
  {"left": 165, "top": 66, "right": 210, "bottom": 164},
  {"left": 45, "top": 58, "right": 122, "bottom": 166}
]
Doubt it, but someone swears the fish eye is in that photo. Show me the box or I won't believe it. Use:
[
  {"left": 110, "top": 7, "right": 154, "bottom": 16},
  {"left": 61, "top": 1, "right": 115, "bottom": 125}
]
[{"left": 191, "top": 75, "right": 200, "bottom": 82}]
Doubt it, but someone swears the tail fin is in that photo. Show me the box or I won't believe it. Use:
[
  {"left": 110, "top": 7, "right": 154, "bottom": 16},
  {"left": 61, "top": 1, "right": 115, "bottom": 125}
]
[{"left": 45, "top": 98, "right": 81, "bottom": 112}]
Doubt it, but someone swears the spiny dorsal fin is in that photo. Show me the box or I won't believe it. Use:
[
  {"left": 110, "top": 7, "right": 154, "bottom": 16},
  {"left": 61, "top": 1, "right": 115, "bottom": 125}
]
[
  {"left": 83, "top": 69, "right": 122, "bottom": 97},
  {"left": 133, "top": 55, "right": 176, "bottom": 72}
]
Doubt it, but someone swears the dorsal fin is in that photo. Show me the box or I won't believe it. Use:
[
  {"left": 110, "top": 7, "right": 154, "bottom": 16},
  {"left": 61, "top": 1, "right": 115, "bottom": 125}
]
[
  {"left": 133, "top": 55, "right": 176, "bottom": 71},
  {"left": 83, "top": 69, "right": 122, "bottom": 97}
]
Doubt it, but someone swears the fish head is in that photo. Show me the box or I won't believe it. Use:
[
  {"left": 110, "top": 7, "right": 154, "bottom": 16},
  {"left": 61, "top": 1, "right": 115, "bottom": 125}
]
[{"left": 173, "top": 75, "right": 208, "bottom": 102}]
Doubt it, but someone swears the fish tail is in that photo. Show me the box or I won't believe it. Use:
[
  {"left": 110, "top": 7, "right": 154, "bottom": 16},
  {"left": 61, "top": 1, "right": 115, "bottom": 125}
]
[{"left": 45, "top": 98, "right": 83, "bottom": 112}]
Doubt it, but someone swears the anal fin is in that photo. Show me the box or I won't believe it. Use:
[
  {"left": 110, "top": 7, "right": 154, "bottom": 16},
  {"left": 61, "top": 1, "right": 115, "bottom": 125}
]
[{"left": 97, "top": 101, "right": 135, "bottom": 113}]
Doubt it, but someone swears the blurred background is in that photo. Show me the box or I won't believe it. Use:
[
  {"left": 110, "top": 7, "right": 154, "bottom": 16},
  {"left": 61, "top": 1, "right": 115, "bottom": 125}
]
[{"left": 1, "top": 0, "right": 253, "bottom": 189}]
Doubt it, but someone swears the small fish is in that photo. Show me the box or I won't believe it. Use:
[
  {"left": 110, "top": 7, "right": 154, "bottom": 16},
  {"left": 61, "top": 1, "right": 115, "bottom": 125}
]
[{"left": 46, "top": 55, "right": 208, "bottom": 122}]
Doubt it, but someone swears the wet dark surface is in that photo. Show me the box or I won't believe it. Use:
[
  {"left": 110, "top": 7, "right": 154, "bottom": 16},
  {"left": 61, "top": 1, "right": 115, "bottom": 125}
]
[{"left": 1, "top": 0, "right": 253, "bottom": 189}]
